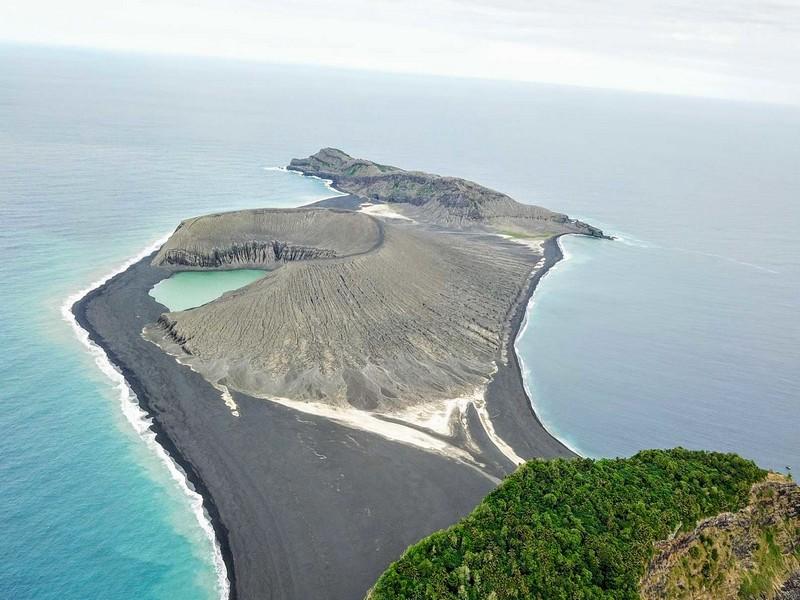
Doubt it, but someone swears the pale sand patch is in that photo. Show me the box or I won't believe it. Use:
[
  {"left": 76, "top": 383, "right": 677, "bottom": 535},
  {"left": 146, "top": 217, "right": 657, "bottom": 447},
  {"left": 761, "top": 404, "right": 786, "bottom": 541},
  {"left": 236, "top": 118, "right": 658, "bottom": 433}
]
[
  {"left": 256, "top": 394, "right": 470, "bottom": 458},
  {"left": 245, "top": 392, "right": 502, "bottom": 484},
  {"left": 248, "top": 383, "right": 524, "bottom": 471},
  {"left": 216, "top": 384, "right": 240, "bottom": 417},
  {"left": 496, "top": 233, "right": 546, "bottom": 252},
  {"left": 393, "top": 387, "right": 525, "bottom": 466},
  {"left": 471, "top": 394, "right": 526, "bottom": 466},
  {"left": 146, "top": 325, "right": 522, "bottom": 476},
  {"left": 358, "top": 202, "right": 415, "bottom": 221}
]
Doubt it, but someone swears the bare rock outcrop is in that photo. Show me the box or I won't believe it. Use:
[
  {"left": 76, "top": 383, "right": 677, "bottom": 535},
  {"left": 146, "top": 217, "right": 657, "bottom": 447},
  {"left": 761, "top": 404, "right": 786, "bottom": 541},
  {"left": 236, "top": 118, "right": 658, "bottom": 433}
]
[
  {"left": 640, "top": 476, "right": 800, "bottom": 600},
  {"left": 152, "top": 207, "right": 381, "bottom": 269},
  {"left": 288, "top": 148, "right": 605, "bottom": 237}
]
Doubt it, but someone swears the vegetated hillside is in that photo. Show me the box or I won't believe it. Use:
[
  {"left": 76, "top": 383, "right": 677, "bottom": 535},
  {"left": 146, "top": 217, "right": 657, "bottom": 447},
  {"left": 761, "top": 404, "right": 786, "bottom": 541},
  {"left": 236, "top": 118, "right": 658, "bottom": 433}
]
[
  {"left": 641, "top": 474, "right": 800, "bottom": 600},
  {"left": 366, "top": 449, "right": 794, "bottom": 600}
]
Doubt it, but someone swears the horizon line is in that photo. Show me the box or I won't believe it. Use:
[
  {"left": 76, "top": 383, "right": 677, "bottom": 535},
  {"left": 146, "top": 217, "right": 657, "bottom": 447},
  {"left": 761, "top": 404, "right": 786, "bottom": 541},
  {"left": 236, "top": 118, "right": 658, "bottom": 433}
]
[{"left": 4, "top": 39, "right": 799, "bottom": 110}]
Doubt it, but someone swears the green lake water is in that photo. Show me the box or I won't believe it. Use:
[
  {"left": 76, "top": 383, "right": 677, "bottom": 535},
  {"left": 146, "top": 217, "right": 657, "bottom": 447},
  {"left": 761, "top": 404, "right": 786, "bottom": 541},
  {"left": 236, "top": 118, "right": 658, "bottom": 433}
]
[{"left": 150, "top": 270, "right": 266, "bottom": 312}]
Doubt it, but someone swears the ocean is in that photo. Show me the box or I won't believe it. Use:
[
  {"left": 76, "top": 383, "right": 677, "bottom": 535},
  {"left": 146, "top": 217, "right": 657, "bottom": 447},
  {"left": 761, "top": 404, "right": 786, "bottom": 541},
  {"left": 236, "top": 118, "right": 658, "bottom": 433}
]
[{"left": 1, "top": 44, "right": 797, "bottom": 599}]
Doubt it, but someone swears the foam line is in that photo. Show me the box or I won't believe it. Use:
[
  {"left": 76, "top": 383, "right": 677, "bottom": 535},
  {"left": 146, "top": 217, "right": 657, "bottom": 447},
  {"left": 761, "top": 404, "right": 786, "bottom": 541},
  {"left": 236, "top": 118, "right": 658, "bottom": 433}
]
[
  {"left": 514, "top": 236, "right": 586, "bottom": 458},
  {"left": 264, "top": 165, "right": 346, "bottom": 197},
  {"left": 61, "top": 235, "right": 230, "bottom": 600}
]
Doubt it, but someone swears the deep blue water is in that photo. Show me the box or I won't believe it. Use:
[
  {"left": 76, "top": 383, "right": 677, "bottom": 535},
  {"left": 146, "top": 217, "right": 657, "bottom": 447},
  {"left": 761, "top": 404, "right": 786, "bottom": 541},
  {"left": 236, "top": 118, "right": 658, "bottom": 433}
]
[{"left": 1, "top": 44, "right": 798, "bottom": 598}]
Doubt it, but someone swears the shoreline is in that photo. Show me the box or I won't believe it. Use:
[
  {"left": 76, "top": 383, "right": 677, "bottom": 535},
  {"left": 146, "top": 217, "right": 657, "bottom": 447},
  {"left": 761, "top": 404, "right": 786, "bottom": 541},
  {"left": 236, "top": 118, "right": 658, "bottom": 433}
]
[
  {"left": 513, "top": 234, "right": 585, "bottom": 458},
  {"left": 70, "top": 243, "right": 502, "bottom": 599},
  {"left": 69, "top": 251, "right": 235, "bottom": 600},
  {"left": 481, "top": 233, "right": 580, "bottom": 461}
]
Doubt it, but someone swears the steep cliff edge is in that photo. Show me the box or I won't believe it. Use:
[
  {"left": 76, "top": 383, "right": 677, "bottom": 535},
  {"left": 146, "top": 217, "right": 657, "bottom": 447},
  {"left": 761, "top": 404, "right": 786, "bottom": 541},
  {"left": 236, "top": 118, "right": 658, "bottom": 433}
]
[
  {"left": 288, "top": 148, "right": 606, "bottom": 237},
  {"left": 641, "top": 474, "right": 800, "bottom": 600},
  {"left": 152, "top": 207, "right": 381, "bottom": 269}
]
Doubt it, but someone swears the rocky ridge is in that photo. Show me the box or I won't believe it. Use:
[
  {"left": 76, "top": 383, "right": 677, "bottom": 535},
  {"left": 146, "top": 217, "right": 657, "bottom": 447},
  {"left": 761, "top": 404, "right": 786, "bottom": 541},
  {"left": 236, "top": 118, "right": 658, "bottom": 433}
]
[
  {"left": 640, "top": 476, "right": 800, "bottom": 599},
  {"left": 153, "top": 207, "right": 381, "bottom": 269},
  {"left": 288, "top": 148, "right": 606, "bottom": 237}
]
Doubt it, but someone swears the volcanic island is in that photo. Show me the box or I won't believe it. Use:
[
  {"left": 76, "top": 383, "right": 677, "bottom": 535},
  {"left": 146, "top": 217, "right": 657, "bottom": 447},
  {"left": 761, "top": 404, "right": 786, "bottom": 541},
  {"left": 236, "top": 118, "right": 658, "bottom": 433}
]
[{"left": 74, "top": 149, "right": 609, "bottom": 599}]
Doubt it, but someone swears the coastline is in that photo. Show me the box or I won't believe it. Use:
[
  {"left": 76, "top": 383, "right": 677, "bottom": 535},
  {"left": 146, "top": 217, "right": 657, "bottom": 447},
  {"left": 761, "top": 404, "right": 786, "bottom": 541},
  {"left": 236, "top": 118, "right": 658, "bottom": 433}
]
[
  {"left": 482, "top": 233, "right": 579, "bottom": 461},
  {"left": 68, "top": 249, "right": 234, "bottom": 600},
  {"left": 70, "top": 247, "right": 501, "bottom": 600},
  {"left": 513, "top": 234, "right": 585, "bottom": 458},
  {"left": 266, "top": 165, "right": 346, "bottom": 197}
]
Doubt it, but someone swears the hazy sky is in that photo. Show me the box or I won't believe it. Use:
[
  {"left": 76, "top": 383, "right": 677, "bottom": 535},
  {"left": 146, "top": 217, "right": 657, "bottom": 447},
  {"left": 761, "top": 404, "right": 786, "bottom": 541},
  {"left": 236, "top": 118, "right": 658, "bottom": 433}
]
[{"left": 2, "top": 0, "right": 800, "bottom": 104}]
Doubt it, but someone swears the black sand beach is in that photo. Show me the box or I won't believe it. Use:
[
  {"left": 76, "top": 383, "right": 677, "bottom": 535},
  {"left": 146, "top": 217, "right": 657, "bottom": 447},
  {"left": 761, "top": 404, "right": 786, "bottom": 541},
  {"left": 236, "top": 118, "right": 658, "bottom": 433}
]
[
  {"left": 73, "top": 206, "right": 577, "bottom": 600},
  {"left": 484, "top": 235, "right": 575, "bottom": 458}
]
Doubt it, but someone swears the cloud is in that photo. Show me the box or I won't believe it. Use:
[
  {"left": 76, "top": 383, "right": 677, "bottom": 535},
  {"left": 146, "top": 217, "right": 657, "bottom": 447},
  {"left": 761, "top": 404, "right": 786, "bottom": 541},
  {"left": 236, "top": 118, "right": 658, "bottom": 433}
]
[{"left": 1, "top": 0, "right": 798, "bottom": 104}]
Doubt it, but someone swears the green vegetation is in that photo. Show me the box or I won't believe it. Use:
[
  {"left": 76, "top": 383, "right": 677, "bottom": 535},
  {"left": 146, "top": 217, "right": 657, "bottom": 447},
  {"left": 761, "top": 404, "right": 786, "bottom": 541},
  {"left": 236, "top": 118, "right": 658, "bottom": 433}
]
[
  {"left": 640, "top": 474, "right": 799, "bottom": 599},
  {"left": 737, "top": 528, "right": 795, "bottom": 598},
  {"left": 736, "top": 517, "right": 800, "bottom": 599},
  {"left": 368, "top": 449, "right": 766, "bottom": 600}
]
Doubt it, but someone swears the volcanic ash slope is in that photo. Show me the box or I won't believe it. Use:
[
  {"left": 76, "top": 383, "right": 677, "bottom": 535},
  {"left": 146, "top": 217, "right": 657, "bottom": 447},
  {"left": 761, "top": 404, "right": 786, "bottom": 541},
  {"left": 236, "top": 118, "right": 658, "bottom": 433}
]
[
  {"left": 152, "top": 207, "right": 381, "bottom": 269},
  {"left": 149, "top": 208, "right": 540, "bottom": 412},
  {"left": 145, "top": 150, "right": 606, "bottom": 460}
]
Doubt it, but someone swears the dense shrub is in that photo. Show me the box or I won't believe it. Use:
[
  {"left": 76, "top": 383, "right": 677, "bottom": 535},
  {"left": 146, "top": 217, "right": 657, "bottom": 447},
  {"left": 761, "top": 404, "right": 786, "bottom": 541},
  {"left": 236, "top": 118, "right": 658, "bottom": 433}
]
[{"left": 369, "top": 449, "right": 765, "bottom": 600}]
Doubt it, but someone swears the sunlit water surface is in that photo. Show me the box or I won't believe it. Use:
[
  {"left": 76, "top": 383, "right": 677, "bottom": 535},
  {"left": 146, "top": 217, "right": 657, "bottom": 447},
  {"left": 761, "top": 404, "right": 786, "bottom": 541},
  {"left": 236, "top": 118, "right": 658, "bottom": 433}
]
[{"left": 1, "top": 45, "right": 797, "bottom": 599}]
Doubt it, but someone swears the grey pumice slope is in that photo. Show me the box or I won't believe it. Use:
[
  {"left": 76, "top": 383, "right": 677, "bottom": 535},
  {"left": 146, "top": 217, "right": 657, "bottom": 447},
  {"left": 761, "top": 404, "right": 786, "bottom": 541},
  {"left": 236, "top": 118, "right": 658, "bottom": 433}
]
[{"left": 147, "top": 149, "right": 606, "bottom": 414}]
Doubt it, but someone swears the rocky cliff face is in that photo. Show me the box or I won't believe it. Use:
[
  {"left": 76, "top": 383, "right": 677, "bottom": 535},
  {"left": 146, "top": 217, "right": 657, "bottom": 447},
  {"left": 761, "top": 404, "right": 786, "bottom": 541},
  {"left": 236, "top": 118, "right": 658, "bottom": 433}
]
[
  {"left": 288, "top": 148, "right": 606, "bottom": 238},
  {"left": 640, "top": 476, "right": 800, "bottom": 600},
  {"left": 158, "top": 240, "right": 337, "bottom": 268},
  {"left": 152, "top": 207, "right": 381, "bottom": 269}
]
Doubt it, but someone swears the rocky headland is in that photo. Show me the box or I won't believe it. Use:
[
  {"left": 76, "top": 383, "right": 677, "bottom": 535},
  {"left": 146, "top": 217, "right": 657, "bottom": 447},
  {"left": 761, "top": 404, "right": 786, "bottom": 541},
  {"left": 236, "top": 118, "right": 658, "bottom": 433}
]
[
  {"left": 641, "top": 475, "right": 800, "bottom": 599},
  {"left": 288, "top": 147, "right": 605, "bottom": 237}
]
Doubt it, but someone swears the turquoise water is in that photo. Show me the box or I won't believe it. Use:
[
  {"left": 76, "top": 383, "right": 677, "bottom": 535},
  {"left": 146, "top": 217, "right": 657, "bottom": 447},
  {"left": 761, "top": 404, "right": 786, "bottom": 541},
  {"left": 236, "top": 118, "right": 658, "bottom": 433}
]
[
  {"left": 150, "top": 270, "right": 266, "bottom": 312},
  {"left": 0, "top": 46, "right": 338, "bottom": 599},
  {"left": 1, "top": 44, "right": 798, "bottom": 598}
]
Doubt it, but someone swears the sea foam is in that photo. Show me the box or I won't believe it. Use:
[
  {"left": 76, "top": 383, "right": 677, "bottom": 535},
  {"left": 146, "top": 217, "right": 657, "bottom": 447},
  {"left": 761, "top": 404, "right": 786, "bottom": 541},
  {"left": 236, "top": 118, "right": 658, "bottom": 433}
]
[
  {"left": 61, "top": 236, "right": 230, "bottom": 600},
  {"left": 264, "top": 165, "right": 346, "bottom": 197},
  {"left": 514, "top": 235, "right": 585, "bottom": 459}
]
